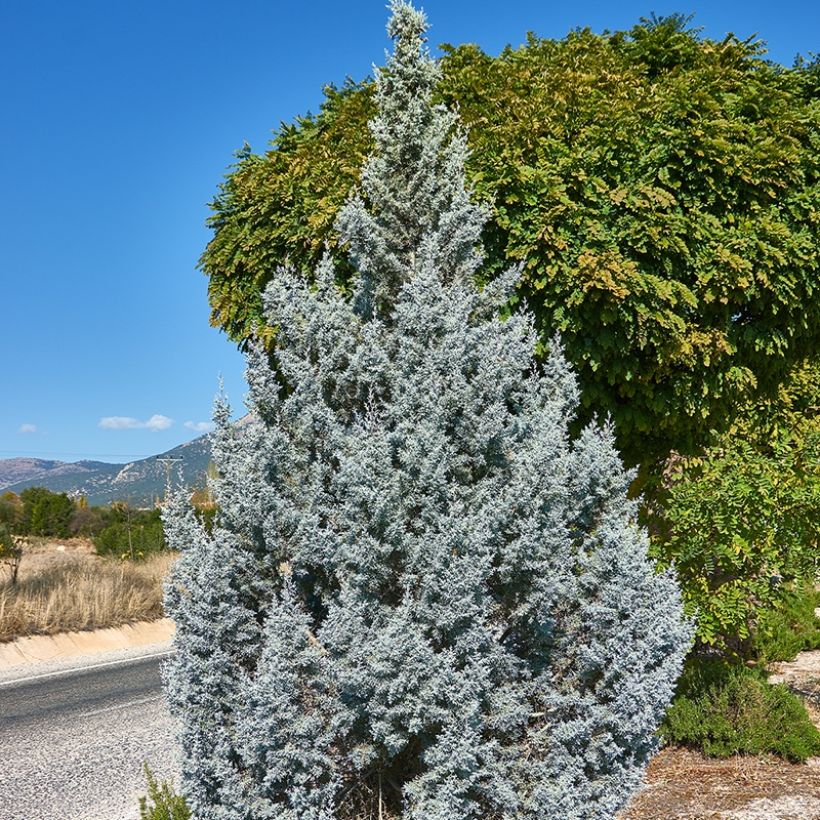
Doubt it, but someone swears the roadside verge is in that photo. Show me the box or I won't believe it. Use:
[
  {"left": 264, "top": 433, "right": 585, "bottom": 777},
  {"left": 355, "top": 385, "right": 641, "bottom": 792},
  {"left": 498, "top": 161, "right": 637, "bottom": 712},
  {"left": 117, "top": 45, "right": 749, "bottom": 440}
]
[{"left": 0, "top": 618, "right": 175, "bottom": 679}]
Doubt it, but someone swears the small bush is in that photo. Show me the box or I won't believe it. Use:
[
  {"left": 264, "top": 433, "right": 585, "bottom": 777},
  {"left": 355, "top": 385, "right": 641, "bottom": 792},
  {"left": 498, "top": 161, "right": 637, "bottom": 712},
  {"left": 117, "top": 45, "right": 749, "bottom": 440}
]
[
  {"left": 652, "top": 428, "right": 820, "bottom": 657},
  {"left": 662, "top": 659, "right": 820, "bottom": 762},
  {"left": 753, "top": 584, "right": 820, "bottom": 663},
  {"left": 139, "top": 765, "right": 190, "bottom": 820}
]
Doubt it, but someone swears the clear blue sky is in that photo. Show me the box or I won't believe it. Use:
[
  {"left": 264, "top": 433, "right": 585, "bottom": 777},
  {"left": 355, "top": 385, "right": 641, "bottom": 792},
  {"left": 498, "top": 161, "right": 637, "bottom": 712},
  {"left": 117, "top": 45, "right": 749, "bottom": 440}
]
[{"left": 1, "top": 0, "right": 817, "bottom": 463}]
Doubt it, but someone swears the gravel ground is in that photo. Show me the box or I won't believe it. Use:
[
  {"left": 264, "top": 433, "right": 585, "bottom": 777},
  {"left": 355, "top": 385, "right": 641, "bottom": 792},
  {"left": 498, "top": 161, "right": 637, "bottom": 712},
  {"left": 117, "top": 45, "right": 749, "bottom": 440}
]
[
  {"left": 0, "top": 649, "right": 178, "bottom": 820},
  {"left": 621, "top": 748, "right": 820, "bottom": 819}
]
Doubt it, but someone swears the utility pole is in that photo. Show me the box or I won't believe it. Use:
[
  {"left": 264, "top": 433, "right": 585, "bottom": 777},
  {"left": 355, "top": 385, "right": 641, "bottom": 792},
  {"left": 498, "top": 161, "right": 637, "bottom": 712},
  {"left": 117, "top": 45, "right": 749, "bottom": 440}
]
[{"left": 156, "top": 456, "right": 184, "bottom": 504}]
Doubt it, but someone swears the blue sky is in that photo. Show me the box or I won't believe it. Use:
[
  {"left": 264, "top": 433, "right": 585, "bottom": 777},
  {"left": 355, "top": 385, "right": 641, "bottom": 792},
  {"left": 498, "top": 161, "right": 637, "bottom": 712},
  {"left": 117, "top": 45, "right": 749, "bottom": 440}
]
[{"left": 1, "top": 0, "right": 817, "bottom": 463}]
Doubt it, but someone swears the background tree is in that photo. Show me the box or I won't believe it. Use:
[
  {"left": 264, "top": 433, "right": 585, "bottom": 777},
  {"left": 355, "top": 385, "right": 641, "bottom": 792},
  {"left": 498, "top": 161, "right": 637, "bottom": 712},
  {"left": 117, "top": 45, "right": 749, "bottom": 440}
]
[
  {"left": 19, "top": 487, "right": 74, "bottom": 537},
  {"left": 201, "top": 15, "right": 820, "bottom": 467},
  {"left": 68, "top": 502, "right": 107, "bottom": 537},
  {"left": 164, "top": 5, "right": 691, "bottom": 818},
  {"left": 0, "top": 491, "right": 22, "bottom": 530},
  {"left": 94, "top": 504, "right": 167, "bottom": 559},
  {"left": 0, "top": 523, "right": 22, "bottom": 586}
]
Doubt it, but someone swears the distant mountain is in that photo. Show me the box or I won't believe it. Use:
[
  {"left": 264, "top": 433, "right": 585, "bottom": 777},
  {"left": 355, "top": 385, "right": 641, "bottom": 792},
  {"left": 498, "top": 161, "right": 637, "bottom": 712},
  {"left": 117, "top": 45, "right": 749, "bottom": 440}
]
[
  {"left": 0, "top": 435, "right": 214, "bottom": 507},
  {"left": 0, "top": 458, "right": 111, "bottom": 489}
]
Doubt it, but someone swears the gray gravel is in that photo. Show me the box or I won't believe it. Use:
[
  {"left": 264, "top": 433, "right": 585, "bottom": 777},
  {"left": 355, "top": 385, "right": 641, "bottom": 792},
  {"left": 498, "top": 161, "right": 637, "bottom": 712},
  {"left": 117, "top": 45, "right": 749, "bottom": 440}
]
[{"left": 0, "top": 648, "right": 179, "bottom": 820}]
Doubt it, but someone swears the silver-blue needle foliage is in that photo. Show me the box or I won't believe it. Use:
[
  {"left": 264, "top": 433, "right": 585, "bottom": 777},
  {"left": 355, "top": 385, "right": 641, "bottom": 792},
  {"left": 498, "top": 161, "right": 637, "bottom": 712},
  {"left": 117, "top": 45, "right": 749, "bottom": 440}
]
[{"left": 163, "top": 3, "right": 693, "bottom": 818}]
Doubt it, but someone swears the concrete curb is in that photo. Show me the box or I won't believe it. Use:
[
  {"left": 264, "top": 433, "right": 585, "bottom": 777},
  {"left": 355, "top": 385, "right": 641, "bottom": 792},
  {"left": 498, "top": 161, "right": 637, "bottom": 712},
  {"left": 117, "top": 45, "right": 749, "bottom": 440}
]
[{"left": 0, "top": 619, "right": 175, "bottom": 670}]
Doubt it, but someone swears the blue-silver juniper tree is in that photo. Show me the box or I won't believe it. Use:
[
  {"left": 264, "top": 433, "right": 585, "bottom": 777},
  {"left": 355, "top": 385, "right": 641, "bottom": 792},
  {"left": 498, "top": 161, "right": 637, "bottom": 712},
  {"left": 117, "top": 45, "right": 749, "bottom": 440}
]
[{"left": 163, "top": 3, "right": 693, "bottom": 818}]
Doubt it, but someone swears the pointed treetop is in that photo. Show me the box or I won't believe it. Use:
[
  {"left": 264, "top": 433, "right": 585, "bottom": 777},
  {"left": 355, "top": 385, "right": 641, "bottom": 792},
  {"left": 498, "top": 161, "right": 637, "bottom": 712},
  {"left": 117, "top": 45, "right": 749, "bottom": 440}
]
[{"left": 335, "top": 0, "right": 487, "bottom": 320}]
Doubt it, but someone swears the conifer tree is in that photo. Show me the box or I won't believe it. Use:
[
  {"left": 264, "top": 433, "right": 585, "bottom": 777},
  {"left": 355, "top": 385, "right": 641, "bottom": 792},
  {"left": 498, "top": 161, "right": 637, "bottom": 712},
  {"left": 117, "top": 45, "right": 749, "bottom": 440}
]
[{"left": 163, "top": 4, "right": 693, "bottom": 818}]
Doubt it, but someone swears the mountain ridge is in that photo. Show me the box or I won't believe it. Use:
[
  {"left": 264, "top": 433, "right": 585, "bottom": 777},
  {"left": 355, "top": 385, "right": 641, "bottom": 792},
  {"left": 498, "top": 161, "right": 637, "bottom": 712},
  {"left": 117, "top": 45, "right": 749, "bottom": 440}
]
[{"left": 0, "top": 435, "right": 213, "bottom": 507}]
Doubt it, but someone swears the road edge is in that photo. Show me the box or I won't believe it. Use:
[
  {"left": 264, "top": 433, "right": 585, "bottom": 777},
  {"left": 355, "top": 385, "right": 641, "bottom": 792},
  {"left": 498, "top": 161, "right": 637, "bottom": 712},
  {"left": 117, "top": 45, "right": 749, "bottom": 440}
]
[{"left": 0, "top": 619, "right": 175, "bottom": 679}]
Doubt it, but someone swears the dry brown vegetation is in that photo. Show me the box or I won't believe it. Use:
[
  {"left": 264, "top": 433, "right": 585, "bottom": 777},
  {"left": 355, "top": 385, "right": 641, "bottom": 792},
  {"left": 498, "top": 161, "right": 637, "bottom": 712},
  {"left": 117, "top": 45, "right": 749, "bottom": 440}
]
[
  {"left": 621, "top": 747, "right": 820, "bottom": 819},
  {"left": 0, "top": 537, "right": 174, "bottom": 642}
]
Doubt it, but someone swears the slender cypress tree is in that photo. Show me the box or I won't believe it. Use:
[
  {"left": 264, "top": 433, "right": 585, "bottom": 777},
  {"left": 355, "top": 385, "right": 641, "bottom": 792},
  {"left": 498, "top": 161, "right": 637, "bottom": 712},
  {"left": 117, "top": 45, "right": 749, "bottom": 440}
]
[{"left": 163, "top": 3, "right": 692, "bottom": 818}]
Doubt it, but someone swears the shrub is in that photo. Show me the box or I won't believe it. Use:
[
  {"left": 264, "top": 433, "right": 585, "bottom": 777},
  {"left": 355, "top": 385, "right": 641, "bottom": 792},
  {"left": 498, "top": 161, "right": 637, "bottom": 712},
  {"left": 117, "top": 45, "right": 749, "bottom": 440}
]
[
  {"left": 68, "top": 503, "right": 108, "bottom": 537},
  {"left": 94, "top": 509, "right": 167, "bottom": 559},
  {"left": 139, "top": 766, "right": 190, "bottom": 820},
  {"left": 652, "top": 361, "right": 820, "bottom": 656},
  {"left": 662, "top": 659, "right": 820, "bottom": 762},
  {"left": 163, "top": 5, "right": 692, "bottom": 818},
  {"left": 753, "top": 584, "right": 820, "bottom": 663},
  {"left": 19, "top": 487, "right": 74, "bottom": 537}
]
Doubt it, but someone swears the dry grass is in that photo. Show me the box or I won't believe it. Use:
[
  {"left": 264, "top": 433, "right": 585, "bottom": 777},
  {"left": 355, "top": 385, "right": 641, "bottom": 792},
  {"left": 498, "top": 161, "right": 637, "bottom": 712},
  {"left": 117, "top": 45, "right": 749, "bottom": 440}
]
[{"left": 0, "top": 538, "right": 175, "bottom": 642}]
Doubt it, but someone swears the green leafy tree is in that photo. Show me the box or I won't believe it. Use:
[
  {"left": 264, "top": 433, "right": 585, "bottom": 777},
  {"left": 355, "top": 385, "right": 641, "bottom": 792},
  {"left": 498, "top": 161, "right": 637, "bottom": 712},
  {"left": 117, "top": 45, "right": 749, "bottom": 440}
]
[
  {"left": 94, "top": 506, "right": 166, "bottom": 559},
  {"left": 19, "top": 487, "right": 74, "bottom": 537},
  {"left": 200, "top": 15, "right": 820, "bottom": 466},
  {"left": 653, "top": 360, "right": 820, "bottom": 654}
]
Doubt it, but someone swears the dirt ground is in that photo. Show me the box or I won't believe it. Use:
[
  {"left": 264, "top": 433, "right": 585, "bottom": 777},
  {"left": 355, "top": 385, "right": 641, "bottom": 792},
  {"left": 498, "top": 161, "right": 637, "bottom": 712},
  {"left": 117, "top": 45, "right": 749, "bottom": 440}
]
[
  {"left": 621, "top": 748, "right": 820, "bottom": 819},
  {"left": 15, "top": 536, "right": 97, "bottom": 570},
  {"left": 623, "top": 647, "right": 820, "bottom": 820}
]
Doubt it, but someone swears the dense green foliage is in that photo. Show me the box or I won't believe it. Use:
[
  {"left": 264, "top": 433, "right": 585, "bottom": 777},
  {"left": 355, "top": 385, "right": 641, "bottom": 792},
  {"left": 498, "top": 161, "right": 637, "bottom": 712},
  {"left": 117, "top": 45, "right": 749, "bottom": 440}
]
[
  {"left": 3, "top": 489, "right": 170, "bottom": 560},
  {"left": 201, "top": 16, "right": 820, "bottom": 464},
  {"left": 753, "top": 584, "right": 820, "bottom": 663},
  {"left": 19, "top": 487, "right": 75, "bottom": 537},
  {"left": 139, "top": 766, "right": 191, "bottom": 820},
  {"left": 93, "top": 507, "right": 167, "bottom": 559},
  {"left": 653, "top": 360, "right": 820, "bottom": 654},
  {"left": 662, "top": 659, "right": 820, "bottom": 762}
]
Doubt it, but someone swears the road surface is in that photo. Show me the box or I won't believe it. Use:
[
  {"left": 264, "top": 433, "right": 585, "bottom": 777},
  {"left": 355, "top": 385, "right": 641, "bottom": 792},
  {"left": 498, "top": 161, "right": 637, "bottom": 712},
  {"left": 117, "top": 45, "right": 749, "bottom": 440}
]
[{"left": 0, "top": 649, "right": 178, "bottom": 820}]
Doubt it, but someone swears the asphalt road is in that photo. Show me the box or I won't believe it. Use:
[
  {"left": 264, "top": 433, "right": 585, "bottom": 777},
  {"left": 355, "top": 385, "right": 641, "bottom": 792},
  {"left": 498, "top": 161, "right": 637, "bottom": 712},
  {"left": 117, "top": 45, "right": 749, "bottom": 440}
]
[{"left": 0, "top": 651, "right": 179, "bottom": 820}]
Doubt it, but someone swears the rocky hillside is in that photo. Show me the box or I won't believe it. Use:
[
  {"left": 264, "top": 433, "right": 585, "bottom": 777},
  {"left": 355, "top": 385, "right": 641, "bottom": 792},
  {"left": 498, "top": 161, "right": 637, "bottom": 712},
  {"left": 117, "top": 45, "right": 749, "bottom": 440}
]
[
  {"left": 0, "top": 458, "right": 111, "bottom": 489},
  {"left": 0, "top": 436, "right": 212, "bottom": 507}
]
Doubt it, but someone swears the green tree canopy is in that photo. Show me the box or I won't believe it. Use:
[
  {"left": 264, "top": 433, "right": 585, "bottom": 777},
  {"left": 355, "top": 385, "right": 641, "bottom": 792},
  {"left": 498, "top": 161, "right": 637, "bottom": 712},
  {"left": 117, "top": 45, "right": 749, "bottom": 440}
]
[
  {"left": 201, "top": 16, "right": 820, "bottom": 465},
  {"left": 19, "top": 487, "right": 75, "bottom": 537}
]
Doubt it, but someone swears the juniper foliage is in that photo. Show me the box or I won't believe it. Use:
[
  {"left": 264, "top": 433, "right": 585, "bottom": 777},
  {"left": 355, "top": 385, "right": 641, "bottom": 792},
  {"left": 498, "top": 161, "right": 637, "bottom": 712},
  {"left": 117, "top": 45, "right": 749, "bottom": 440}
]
[{"left": 163, "top": 3, "right": 692, "bottom": 818}]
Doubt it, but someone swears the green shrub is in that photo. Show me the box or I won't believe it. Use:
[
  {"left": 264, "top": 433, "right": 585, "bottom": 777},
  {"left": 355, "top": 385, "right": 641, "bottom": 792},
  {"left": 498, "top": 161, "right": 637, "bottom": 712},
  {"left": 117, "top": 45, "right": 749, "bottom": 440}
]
[
  {"left": 93, "top": 509, "right": 167, "bottom": 559},
  {"left": 19, "top": 487, "right": 74, "bottom": 537},
  {"left": 138, "top": 766, "right": 190, "bottom": 820},
  {"left": 662, "top": 659, "right": 820, "bottom": 762},
  {"left": 651, "top": 387, "right": 820, "bottom": 656},
  {"left": 753, "top": 584, "right": 820, "bottom": 663}
]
